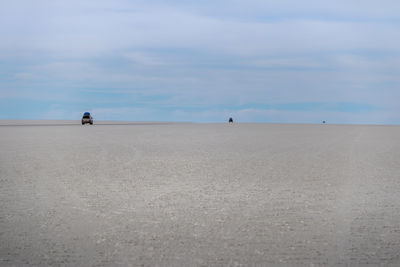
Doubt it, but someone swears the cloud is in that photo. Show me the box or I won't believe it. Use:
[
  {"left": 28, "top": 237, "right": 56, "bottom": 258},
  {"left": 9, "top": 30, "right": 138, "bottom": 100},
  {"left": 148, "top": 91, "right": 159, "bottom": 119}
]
[
  {"left": 2, "top": 1, "right": 400, "bottom": 57},
  {"left": 1, "top": 1, "right": 400, "bottom": 123},
  {"left": 14, "top": 73, "right": 36, "bottom": 80},
  {"left": 124, "top": 52, "right": 166, "bottom": 66}
]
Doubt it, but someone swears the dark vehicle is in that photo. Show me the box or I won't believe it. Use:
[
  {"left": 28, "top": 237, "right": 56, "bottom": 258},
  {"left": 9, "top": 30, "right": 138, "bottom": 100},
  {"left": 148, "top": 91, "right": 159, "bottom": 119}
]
[
  {"left": 229, "top": 117, "right": 233, "bottom": 123},
  {"left": 82, "top": 112, "right": 93, "bottom": 125}
]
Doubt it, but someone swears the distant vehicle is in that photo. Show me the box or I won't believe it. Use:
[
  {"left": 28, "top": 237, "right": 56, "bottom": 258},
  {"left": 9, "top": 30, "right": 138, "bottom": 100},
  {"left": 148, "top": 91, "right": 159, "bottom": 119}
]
[
  {"left": 82, "top": 112, "right": 93, "bottom": 125},
  {"left": 229, "top": 117, "right": 233, "bottom": 123}
]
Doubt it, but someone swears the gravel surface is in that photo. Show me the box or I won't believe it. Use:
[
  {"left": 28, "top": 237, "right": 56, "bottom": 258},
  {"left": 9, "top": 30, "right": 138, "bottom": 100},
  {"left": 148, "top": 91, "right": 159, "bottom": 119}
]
[{"left": 1, "top": 123, "right": 400, "bottom": 266}]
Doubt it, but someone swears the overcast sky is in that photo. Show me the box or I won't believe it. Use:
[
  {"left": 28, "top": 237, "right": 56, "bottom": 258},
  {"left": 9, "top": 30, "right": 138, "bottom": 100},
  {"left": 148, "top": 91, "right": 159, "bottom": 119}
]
[{"left": 1, "top": 0, "right": 400, "bottom": 123}]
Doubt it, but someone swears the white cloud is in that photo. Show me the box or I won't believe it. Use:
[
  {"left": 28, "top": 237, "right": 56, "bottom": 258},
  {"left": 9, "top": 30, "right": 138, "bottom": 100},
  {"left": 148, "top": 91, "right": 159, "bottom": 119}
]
[
  {"left": 1, "top": 0, "right": 400, "bottom": 122},
  {"left": 124, "top": 52, "right": 166, "bottom": 66},
  {"left": 2, "top": 1, "right": 400, "bottom": 56},
  {"left": 14, "top": 73, "right": 36, "bottom": 80}
]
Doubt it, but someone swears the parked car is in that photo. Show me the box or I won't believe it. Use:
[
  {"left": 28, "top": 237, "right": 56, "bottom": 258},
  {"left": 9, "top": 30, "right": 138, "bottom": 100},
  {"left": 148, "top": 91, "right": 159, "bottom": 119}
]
[{"left": 81, "top": 112, "right": 93, "bottom": 125}]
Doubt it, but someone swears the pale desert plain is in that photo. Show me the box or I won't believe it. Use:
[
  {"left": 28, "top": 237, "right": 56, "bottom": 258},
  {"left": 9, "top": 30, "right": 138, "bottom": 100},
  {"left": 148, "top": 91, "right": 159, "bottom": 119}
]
[{"left": 1, "top": 121, "right": 400, "bottom": 266}]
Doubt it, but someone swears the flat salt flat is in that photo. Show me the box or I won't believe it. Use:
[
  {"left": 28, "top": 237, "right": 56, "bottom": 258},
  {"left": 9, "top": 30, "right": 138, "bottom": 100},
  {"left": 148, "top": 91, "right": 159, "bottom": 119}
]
[{"left": 1, "top": 122, "right": 400, "bottom": 266}]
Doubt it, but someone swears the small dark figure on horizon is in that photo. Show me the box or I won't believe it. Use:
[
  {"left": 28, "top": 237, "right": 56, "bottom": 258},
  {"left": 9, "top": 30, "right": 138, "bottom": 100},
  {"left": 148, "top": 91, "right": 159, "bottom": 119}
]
[
  {"left": 229, "top": 117, "right": 233, "bottom": 123},
  {"left": 323, "top": 121, "right": 326, "bottom": 124}
]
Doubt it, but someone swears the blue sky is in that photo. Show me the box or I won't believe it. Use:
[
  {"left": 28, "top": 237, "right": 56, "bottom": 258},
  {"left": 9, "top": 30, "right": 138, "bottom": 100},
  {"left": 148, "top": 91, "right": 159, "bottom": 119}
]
[{"left": 1, "top": 0, "right": 400, "bottom": 123}]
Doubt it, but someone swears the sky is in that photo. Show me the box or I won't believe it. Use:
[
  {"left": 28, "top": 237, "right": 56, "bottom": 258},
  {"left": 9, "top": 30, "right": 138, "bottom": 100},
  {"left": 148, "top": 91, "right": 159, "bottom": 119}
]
[{"left": 1, "top": 0, "right": 400, "bottom": 123}]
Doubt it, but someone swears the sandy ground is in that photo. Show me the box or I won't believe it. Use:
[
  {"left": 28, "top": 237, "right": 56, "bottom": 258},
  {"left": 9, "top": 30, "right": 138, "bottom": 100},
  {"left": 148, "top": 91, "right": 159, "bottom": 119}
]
[{"left": 1, "top": 122, "right": 400, "bottom": 266}]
